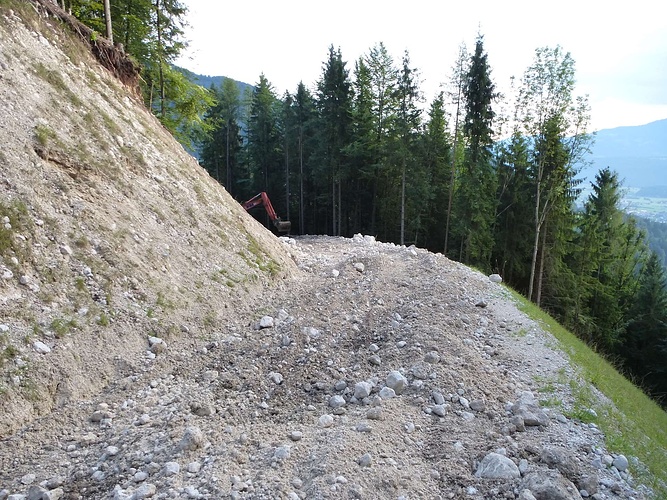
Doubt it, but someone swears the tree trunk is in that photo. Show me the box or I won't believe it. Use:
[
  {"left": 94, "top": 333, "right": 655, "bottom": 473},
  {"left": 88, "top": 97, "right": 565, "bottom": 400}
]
[
  {"left": 536, "top": 218, "right": 548, "bottom": 306},
  {"left": 299, "top": 131, "right": 304, "bottom": 235},
  {"left": 400, "top": 157, "right": 406, "bottom": 246},
  {"left": 103, "top": 0, "right": 113, "bottom": 43},
  {"left": 154, "top": 0, "right": 165, "bottom": 118}
]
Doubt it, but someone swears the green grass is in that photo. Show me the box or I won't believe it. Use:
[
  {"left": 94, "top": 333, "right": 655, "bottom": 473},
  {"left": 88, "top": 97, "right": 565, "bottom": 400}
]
[{"left": 510, "top": 288, "right": 667, "bottom": 495}]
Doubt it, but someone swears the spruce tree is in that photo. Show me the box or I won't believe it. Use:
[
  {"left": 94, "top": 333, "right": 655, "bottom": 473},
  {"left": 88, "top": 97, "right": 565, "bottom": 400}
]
[
  {"left": 315, "top": 46, "right": 352, "bottom": 236},
  {"left": 455, "top": 35, "right": 497, "bottom": 269}
]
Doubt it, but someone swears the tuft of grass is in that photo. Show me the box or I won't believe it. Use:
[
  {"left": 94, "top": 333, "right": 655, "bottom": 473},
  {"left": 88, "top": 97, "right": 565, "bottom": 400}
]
[
  {"left": 34, "top": 124, "right": 56, "bottom": 148},
  {"left": 50, "top": 317, "right": 78, "bottom": 339},
  {"left": 240, "top": 234, "right": 281, "bottom": 278},
  {"left": 97, "top": 312, "right": 110, "bottom": 327},
  {"left": 510, "top": 288, "right": 667, "bottom": 496}
]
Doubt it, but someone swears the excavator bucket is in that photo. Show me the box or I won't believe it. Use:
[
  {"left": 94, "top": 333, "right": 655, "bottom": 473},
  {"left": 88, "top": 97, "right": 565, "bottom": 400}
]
[{"left": 274, "top": 220, "right": 292, "bottom": 233}]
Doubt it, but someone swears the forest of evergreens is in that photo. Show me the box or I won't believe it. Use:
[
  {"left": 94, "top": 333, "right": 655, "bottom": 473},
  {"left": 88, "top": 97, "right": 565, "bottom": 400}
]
[{"left": 58, "top": 0, "right": 667, "bottom": 406}]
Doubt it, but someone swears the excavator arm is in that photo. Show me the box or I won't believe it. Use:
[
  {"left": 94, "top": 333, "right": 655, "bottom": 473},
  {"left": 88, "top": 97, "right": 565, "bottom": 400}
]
[{"left": 241, "top": 192, "right": 291, "bottom": 233}]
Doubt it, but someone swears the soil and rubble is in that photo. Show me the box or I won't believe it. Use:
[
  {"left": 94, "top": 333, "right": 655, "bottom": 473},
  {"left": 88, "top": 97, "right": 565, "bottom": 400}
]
[
  {"left": 0, "top": 235, "right": 652, "bottom": 499},
  {"left": 0, "top": 4, "right": 656, "bottom": 500}
]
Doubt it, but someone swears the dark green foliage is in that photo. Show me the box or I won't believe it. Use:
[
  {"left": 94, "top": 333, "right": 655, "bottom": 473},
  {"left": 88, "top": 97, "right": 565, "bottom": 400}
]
[
  {"left": 314, "top": 46, "right": 353, "bottom": 236},
  {"left": 623, "top": 251, "right": 667, "bottom": 401},
  {"left": 246, "top": 74, "right": 283, "bottom": 225},
  {"left": 454, "top": 36, "right": 497, "bottom": 269},
  {"left": 199, "top": 79, "right": 243, "bottom": 194}
]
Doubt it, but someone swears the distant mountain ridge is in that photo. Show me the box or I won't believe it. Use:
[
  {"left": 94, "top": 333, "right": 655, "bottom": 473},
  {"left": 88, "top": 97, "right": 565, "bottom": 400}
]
[
  {"left": 176, "top": 66, "right": 255, "bottom": 96},
  {"left": 582, "top": 118, "right": 667, "bottom": 188}
]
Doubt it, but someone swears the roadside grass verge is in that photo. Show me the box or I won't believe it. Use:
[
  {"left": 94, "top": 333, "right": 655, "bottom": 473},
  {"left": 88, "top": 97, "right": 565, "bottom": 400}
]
[{"left": 508, "top": 288, "right": 667, "bottom": 496}]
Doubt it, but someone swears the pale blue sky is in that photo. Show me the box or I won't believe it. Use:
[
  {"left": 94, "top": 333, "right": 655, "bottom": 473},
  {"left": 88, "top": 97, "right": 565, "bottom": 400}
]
[{"left": 175, "top": 0, "right": 667, "bottom": 132}]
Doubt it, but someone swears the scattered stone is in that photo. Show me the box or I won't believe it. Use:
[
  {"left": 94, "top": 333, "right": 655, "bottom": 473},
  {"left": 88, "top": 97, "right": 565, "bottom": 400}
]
[
  {"left": 475, "top": 452, "right": 520, "bottom": 479},
  {"left": 353, "top": 262, "right": 365, "bottom": 273},
  {"left": 357, "top": 453, "right": 372, "bottom": 467},
  {"left": 385, "top": 371, "right": 408, "bottom": 395},
  {"left": 431, "top": 405, "right": 447, "bottom": 417},
  {"left": 489, "top": 274, "right": 503, "bottom": 283},
  {"left": 21, "top": 473, "right": 36, "bottom": 485},
  {"left": 378, "top": 387, "right": 395, "bottom": 399},
  {"left": 163, "top": 461, "right": 180, "bottom": 476},
  {"left": 612, "top": 455, "right": 628, "bottom": 472},
  {"left": 187, "top": 462, "right": 202, "bottom": 474},
  {"left": 289, "top": 431, "right": 303, "bottom": 441},
  {"left": 259, "top": 316, "right": 274, "bottom": 329},
  {"left": 475, "top": 299, "right": 487, "bottom": 308},
  {"left": 130, "top": 483, "right": 157, "bottom": 499},
  {"left": 33, "top": 341, "right": 51, "bottom": 354},
  {"left": 179, "top": 427, "right": 205, "bottom": 451},
  {"left": 369, "top": 354, "right": 381, "bottom": 366},
  {"left": 470, "top": 399, "right": 486, "bottom": 411},
  {"left": 424, "top": 351, "right": 440, "bottom": 363},
  {"left": 318, "top": 414, "right": 334, "bottom": 428},
  {"left": 354, "top": 381, "right": 372, "bottom": 399},
  {"left": 366, "top": 407, "right": 383, "bottom": 420},
  {"left": 329, "top": 395, "right": 346, "bottom": 408},
  {"left": 268, "top": 372, "right": 284, "bottom": 385},
  {"left": 134, "top": 471, "right": 148, "bottom": 482},
  {"left": 520, "top": 472, "right": 583, "bottom": 500}
]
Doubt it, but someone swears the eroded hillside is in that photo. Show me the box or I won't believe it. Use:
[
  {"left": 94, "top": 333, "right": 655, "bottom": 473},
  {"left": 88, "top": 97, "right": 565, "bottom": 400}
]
[{"left": 0, "top": 1, "right": 297, "bottom": 436}]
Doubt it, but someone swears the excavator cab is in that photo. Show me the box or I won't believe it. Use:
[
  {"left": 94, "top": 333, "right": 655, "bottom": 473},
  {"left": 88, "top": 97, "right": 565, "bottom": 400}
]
[{"left": 241, "top": 192, "right": 291, "bottom": 233}]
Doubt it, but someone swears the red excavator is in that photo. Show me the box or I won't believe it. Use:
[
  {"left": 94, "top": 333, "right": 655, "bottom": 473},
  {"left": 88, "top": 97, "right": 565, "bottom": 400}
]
[{"left": 241, "top": 192, "right": 291, "bottom": 233}]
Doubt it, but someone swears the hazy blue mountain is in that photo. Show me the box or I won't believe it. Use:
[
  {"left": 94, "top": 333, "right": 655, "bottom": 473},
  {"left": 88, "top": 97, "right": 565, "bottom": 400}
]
[
  {"left": 175, "top": 66, "right": 255, "bottom": 97},
  {"left": 580, "top": 118, "right": 667, "bottom": 187}
]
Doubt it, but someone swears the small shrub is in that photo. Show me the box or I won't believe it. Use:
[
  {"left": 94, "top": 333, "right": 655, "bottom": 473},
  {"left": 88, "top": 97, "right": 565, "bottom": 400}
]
[{"left": 34, "top": 124, "right": 56, "bottom": 148}]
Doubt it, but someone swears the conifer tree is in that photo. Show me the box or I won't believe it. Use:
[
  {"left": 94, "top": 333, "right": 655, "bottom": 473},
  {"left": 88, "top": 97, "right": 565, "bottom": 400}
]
[
  {"left": 623, "top": 251, "right": 667, "bottom": 398},
  {"left": 421, "top": 92, "right": 451, "bottom": 251},
  {"left": 455, "top": 35, "right": 497, "bottom": 269},
  {"left": 247, "top": 74, "right": 283, "bottom": 224},
  {"left": 315, "top": 46, "right": 352, "bottom": 236},
  {"left": 394, "top": 50, "right": 423, "bottom": 245}
]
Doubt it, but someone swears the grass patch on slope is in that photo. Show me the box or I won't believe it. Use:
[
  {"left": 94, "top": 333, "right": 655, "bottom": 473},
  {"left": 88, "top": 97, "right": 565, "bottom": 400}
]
[{"left": 510, "top": 289, "right": 667, "bottom": 495}]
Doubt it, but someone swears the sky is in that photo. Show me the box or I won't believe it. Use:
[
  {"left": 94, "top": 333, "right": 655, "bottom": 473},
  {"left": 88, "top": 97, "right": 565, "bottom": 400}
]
[{"left": 174, "top": 0, "right": 667, "bottom": 132}]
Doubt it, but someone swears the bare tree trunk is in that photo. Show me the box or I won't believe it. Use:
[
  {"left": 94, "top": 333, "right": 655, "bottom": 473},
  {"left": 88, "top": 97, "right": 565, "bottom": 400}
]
[
  {"left": 528, "top": 170, "right": 542, "bottom": 302},
  {"left": 226, "top": 122, "right": 231, "bottom": 193},
  {"left": 444, "top": 58, "right": 463, "bottom": 255},
  {"left": 536, "top": 218, "right": 548, "bottom": 306},
  {"left": 285, "top": 133, "right": 290, "bottom": 223},
  {"left": 154, "top": 0, "right": 165, "bottom": 118},
  {"left": 103, "top": 0, "right": 113, "bottom": 43},
  {"left": 400, "top": 157, "right": 406, "bottom": 245},
  {"left": 299, "top": 131, "right": 304, "bottom": 235}
]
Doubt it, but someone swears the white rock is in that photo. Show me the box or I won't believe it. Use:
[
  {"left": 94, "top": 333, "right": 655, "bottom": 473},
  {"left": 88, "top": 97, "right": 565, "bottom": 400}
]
[
  {"left": 379, "top": 387, "right": 395, "bottom": 399},
  {"left": 354, "top": 262, "right": 365, "bottom": 273},
  {"left": 269, "top": 372, "right": 284, "bottom": 385},
  {"left": 386, "top": 371, "right": 408, "bottom": 394},
  {"left": 489, "top": 274, "right": 503, "bottom": 283},
  {"left": 318, "top": 414, "right": 334, "bottom": 428},
  {"left": 163, "top": 462, "right": 180, "bottom": 476},
  {"left": 187, "top": 462, "right": 202, "bottom": 473},
  {"left": 329, "top": 395, "right": 346, "bottom": 408},
  {"left": 33, "top": 341, "right": 51, "bottom": 354},
  {"left": 259, "top": 316, "right": 274, "bottom": 328},
  {"left": 357, "top": 453, "right": 372, "bottom": 467},
  {"left": 331, "top": 269, "right": 339, "bottom": 277},
  {"left": 354, "top": 381, "right": 372, "bottom": 399}
]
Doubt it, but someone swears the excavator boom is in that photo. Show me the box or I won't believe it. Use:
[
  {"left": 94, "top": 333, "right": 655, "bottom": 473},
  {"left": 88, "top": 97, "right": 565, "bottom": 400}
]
[{"left": 241, "top": 192, "right": 291, "bottom": 233}]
